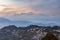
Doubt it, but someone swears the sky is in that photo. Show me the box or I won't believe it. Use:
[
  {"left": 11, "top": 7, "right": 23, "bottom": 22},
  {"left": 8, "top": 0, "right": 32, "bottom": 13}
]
[{"left": 0, "top": 0, "right": 60, "bottom": 28}]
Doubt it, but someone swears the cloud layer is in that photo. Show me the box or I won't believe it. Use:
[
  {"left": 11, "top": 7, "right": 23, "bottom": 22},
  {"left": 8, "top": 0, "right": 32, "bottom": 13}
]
[
  {"left": 0, "top": 15, "right": 60, "bottom": 28},
  {"left": 0, "top": 0, "right": 60, "bottom": 27},
  {"left": 0, "top": 0, "right": 60, "bottom": 16}
]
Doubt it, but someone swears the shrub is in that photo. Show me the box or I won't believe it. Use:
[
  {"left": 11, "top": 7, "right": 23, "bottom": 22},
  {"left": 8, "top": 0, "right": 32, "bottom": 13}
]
[{"left": 41, "top": 32, "right": 59, "bottom": 40}]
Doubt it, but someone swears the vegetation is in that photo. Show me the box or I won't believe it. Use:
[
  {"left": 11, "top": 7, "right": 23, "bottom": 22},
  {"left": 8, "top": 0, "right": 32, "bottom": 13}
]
[{"left": 41, "top": 32, "right": 59, "bottom": 40}]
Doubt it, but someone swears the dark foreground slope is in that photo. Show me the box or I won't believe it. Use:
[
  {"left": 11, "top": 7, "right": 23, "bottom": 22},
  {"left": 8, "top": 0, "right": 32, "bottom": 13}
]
[{"left": 0, "top": 25, "right": 60, "bottom": 40}]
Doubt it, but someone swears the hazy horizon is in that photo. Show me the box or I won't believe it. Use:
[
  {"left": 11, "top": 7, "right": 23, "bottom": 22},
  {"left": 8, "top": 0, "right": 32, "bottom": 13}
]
[{"left": 0, "top": 0, "right": 60, "bottom": 28}]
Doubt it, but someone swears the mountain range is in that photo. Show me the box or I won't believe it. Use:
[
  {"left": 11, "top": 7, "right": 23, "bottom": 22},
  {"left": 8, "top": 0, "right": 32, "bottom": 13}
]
[
  {"left": 0, "top": 25, "right": 60, "bottom": 40},
  {"left": 0, "top": 17, "right": 59, "bottom": 28}
]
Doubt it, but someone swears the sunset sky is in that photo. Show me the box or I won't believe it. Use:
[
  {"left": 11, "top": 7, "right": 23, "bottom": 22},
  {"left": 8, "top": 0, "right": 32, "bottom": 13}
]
[{"left": 0, "top": 0, "right": 60, "bottom": 28}]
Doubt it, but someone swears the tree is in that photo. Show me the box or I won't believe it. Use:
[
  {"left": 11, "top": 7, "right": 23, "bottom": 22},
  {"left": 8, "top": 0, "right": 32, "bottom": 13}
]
[{"left": 41, "top": 32, "right": 59, "bottom": 40}]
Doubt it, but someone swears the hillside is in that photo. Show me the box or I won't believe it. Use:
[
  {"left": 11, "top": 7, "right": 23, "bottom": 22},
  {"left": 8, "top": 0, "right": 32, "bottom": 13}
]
[{"left": 0, "top": 25, "right": 60, "bottom": 40}]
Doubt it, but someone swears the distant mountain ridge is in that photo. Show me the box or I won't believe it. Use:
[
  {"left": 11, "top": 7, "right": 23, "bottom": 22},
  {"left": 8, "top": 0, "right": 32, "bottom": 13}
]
[
  {"left": 0, "top": 25, "right": 60, "bottom": 40},
  {"left": 0, "top": 17, "right": 59, "bottom": 28}
]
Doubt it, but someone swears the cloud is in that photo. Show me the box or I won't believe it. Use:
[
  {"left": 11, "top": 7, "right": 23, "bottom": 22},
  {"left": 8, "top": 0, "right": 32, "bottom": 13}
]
[
  {"left": 0, "top": 15, "right": 60, "bottom": 28},
  {"left": 0, "top": 0, "right": 60, "bottom": 27},
  {"left": 0, "top": 0, "right": 60, "bottom": 16}
]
